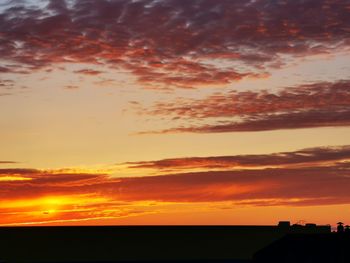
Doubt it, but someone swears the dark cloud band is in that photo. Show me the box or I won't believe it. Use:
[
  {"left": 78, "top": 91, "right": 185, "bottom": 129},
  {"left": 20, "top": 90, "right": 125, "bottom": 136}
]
[{"left": 138, "top": 80, "right": 350, "bottom": 133}]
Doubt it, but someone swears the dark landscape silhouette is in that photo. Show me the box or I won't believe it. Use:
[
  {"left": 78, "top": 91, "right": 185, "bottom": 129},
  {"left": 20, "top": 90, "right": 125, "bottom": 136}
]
[{"left": 1, "top": 221, "right": 349, "bottom": 262}]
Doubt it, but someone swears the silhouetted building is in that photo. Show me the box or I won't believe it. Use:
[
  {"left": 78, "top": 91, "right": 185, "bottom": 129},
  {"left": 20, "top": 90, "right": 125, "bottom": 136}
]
[
  {"left": 278, "top": 221, "right": 291, "bottom": 228},
  {"left": 305, "top": 223, "right": 317, "bottom": 228},
  {"left": 345, "top": 225, "right": 350, "bottom": 233},
  {"left": 337, "top": 222, "right": 344, "bottom": 233}
]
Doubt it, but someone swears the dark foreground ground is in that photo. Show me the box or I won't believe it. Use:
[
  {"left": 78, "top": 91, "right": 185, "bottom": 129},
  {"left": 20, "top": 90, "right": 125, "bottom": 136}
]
[
  {"left": 0, "top": 225, "right": 331, "bottom": 262},
  {"left": 254, "top": 232, "right": 350, "bottom": 263}
]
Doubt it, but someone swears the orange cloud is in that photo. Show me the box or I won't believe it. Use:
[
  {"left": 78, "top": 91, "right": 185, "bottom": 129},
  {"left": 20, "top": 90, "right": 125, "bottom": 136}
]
[
  {"left": 2, "top": 146, "right": 350, "bottom": 224},
  {"left": 2, "top": 164, "right": 350, "bottom": 205}
]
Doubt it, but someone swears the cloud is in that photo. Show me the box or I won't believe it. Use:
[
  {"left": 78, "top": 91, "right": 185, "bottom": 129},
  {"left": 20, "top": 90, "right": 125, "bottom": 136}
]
[
  {"left": 1, "top": 148, "right": 350, "bottom": 205},
  {"left": 0, "top": 161, "right": 18, "bottom": 164},
  {"left": 0, "top": 66, "right": 13, "bottom": 73},
  {"left": 0, "top": 79, "right": 15, "bottom": 96},
  {"left": 0, "top": 168, "right": 37, "bottom": 174},
  {"left": 64, "top": 85, "right": 79, "bottom": 90},
  {"left": 104, "top": 163, "right": 350, "bottom": 205},
  {"left": 74, "top": 69, "right": 104, "bottom": 75},
  {"left": 145, "top": 107, "right": 350, "bottom": 134},
  {"left": 1, "top": 164, "right": 350, "bottom": 206},
  {"left": 126, "top": 145, "right": 350, "bottom": 171},
  {"left": 0, "top": 0, "right": 349, "bottom": 88},
  {"left": 2, "top": 146, "right": 350, "bottom": 224},
  {"left": 0, "top": 79, "right": 14, "bottom": 87},
  {"left": 146, "top": 80, "right": 350, "bottom": 119},
  {"left": 138, "top": 80, "right": 350, "bottom": 133}
]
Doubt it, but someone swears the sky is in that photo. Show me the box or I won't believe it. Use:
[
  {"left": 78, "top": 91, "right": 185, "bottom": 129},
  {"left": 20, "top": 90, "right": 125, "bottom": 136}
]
[{"left": 0, "top": 0, "right": 350, "bottom": 226}]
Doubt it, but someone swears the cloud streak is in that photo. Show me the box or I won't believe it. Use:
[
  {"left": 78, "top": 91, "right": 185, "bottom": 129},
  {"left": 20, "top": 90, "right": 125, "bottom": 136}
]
[
  {"left": 1, "top": 161, "right": 350, "bottom": 205},
  {"left": 0, "top": 161, "right": 17, "bottom": 164},
  {"left": 74, "top": 69, "right": 104, "bottom": 76},
  {"left": 145, "top": 107, "right": 350, "bottom": 134},
  {"left": 126, "top": 145, "right": 350, "bottom": 171},
  {"left": 138, "top": 80, "right": 350, "bottom": 133},
  {"left": 146, "top": 80, "right": 350, "bottom": 119}
]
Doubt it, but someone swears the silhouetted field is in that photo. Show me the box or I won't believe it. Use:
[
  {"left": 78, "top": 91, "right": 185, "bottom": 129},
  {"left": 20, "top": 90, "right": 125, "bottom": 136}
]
[
  {"left": 254, "top": 233, "right": 350, "bottom": 263},
  {"left": 0, "top": 225, "right": 330, "bottom": 262}
]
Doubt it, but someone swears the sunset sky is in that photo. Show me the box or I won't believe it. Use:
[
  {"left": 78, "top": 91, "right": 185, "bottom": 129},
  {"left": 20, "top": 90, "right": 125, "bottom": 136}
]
[{"left": 1, "top": 0, "right": 350, "bottom": 226}]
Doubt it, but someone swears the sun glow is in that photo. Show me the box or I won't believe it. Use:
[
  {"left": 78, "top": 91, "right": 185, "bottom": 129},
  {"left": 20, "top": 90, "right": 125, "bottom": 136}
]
[
  {"left": 0, "top": 195, "right": 108, "bottom": 211},
  {"left": 0, "top": 176, "right": 32, "bottom": 181}
]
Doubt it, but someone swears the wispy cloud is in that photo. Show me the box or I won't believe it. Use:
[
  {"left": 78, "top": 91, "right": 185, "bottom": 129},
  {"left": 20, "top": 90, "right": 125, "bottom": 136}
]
[
  {"left": 126, "top": 145, "right": 350, "bottom": 171},
  {"left": 138, "top": 80, "right": 350, "bottom": 133},
  {"left": 146, "top": 80, "right": 350, "bottom": 119},
  {"left": 74, "top": 69, "right": 104, "bottom": 76},
  {"left": 64, "top": 85, "right": 79, "bottom": 90},
  {"left": 143, "top": 107, "right": 350, "bottom": 134}
]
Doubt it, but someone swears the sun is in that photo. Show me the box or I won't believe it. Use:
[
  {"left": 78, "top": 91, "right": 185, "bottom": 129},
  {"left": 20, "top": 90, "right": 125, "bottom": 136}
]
[
  {"left": 42, "top": 209, "right": 57, "bottom": 215},
  {"left": 39, "top": 197, "right": 71, "bottom": 215}
]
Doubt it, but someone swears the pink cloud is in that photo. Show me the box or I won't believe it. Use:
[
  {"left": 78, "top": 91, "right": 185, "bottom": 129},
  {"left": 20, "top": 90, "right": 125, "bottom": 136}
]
[{"left": 0, "top": 0, "right": 349, "bottom": 87}]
